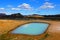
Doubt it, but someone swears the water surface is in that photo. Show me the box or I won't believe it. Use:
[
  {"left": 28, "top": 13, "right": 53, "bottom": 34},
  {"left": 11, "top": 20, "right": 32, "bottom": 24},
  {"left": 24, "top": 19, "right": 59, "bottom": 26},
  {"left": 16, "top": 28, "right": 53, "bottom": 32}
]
[{"left": 11, "top": 22, "right": 49, "bottom": 35}]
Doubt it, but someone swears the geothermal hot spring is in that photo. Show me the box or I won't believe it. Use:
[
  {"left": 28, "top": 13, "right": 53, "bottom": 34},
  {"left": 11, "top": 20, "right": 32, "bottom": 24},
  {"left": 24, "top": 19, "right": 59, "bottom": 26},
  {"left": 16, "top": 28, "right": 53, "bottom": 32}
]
[{"left": 11, "top": 22, "right": 49, "bottom": 35}]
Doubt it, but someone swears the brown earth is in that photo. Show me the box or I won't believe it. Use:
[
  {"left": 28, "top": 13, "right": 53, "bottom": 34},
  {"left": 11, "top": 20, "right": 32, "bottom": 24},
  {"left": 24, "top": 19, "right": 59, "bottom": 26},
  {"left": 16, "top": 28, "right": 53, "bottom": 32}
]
[{"left": 0, "top": 19, "right": 60, "bottom": 40}]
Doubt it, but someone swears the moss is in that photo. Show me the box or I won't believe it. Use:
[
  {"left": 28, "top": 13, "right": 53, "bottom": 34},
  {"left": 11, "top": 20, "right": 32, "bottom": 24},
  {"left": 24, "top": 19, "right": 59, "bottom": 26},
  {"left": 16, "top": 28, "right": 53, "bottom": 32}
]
[
  {"left": 0, "top": 33, "right": 14, "bottom": 40},
  {"left": 44, "top": 33, "right": 49, "bottom": 38}
]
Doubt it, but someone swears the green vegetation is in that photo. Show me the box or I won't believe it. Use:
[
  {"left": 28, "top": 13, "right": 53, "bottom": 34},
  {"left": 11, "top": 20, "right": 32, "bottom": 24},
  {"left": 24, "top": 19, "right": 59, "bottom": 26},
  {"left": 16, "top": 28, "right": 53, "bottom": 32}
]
[
  {"left": 0, "top": 33, "right": 14, "bottom": 40},
  {"left": 44, "top": 33, "right": 49, "bottom": 38},
  {"left": 0, "top": 33, "right": 49, "bottom": 40}
]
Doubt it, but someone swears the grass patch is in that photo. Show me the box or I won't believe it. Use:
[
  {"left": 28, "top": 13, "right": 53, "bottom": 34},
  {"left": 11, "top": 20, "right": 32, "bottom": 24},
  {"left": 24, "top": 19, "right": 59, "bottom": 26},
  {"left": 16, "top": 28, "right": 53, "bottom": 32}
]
[{"left": 0, "top": 33, "right": 14, "bottom": 40}]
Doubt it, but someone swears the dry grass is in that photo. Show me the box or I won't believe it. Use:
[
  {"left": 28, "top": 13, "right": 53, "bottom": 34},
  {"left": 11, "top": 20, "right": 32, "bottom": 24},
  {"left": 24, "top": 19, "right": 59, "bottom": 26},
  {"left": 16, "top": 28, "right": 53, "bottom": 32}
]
[{"left": 0, "top": 19, "right": 60, "bottom": 40}]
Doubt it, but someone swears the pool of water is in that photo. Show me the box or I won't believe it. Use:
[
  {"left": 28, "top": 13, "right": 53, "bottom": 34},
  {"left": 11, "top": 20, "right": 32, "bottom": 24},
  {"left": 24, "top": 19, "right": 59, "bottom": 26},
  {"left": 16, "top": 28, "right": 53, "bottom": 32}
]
[{"left": 11, "top": 22, "right": 49, "bottom": 35}]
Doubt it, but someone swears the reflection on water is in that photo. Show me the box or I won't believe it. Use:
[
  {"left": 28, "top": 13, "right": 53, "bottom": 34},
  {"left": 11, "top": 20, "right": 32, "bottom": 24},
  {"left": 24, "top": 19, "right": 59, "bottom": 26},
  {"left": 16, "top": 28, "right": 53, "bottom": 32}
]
[{"left": 11, "top": 22, "right": 49, "bottom": 35}]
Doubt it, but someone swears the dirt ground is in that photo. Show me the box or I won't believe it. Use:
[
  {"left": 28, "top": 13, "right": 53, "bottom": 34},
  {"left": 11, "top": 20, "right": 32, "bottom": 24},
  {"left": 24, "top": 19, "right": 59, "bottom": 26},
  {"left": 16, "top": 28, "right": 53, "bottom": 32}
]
[{"left": 0, "top": 19, "right": 60, "bottom": 40}]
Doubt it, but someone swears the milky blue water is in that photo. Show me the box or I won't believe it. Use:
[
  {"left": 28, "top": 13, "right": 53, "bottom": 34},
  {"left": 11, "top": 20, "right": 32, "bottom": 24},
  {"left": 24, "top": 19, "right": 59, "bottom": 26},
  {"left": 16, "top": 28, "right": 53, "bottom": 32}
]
[{"left": 11, "top": 23, "right": 49, "bottom": 35}]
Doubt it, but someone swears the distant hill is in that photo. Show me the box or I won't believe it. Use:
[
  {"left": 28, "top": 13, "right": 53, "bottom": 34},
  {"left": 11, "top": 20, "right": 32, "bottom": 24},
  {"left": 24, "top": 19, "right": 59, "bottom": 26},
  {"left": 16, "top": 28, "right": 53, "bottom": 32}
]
[
  {"left": 25, "top": 14, "right": 44, "bottom": 18},
  {"left": 0, "top": 13, "right": 6, "bottom": 16},
  {"left": 43, "top": 14, "right": 60, "bottom": 17},
  {"left": 0, "top": 13, "right": 24, "bottom": 19},
  {"left": 0, "top": 13, "right": 60, "bottom": 20}
]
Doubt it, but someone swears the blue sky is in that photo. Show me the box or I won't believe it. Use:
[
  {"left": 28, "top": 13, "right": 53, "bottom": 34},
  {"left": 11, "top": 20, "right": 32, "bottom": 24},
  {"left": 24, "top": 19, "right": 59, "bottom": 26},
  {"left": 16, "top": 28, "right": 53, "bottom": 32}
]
[{"left": 0, "top": 0, "right": 60, "bottom": 15}]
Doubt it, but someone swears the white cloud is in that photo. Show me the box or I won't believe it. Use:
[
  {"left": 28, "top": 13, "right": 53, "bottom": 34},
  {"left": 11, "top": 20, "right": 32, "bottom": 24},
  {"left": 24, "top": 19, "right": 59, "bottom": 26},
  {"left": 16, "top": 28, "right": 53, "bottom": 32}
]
[
  {"left": 18, "top": 3, "right": 32, "bottom": 10},
  {"left": 39, "top": 2, "right": 55, "bottom": 9},
  {"left": 0, "top": 8, "right": 6, "bottom": 13},
  {"left": 10, "top": 3, "right": 33, "bottom": 10},
  {"left": 0, "top": 8, "right": 5, "bottom": 10},
  {"left": 7, "top": 5, "right": 21, "bottom": 10},
  {"left": 11, "top": 8, "right": 21, "bottom": 10}
]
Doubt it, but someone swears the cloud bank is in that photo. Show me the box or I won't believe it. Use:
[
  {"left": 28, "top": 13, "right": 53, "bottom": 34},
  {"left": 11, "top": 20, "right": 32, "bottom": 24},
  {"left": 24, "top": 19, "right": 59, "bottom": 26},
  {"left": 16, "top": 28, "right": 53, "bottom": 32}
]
[{"left": 39, "top": 2, "right": 55, "bottom": 9}]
